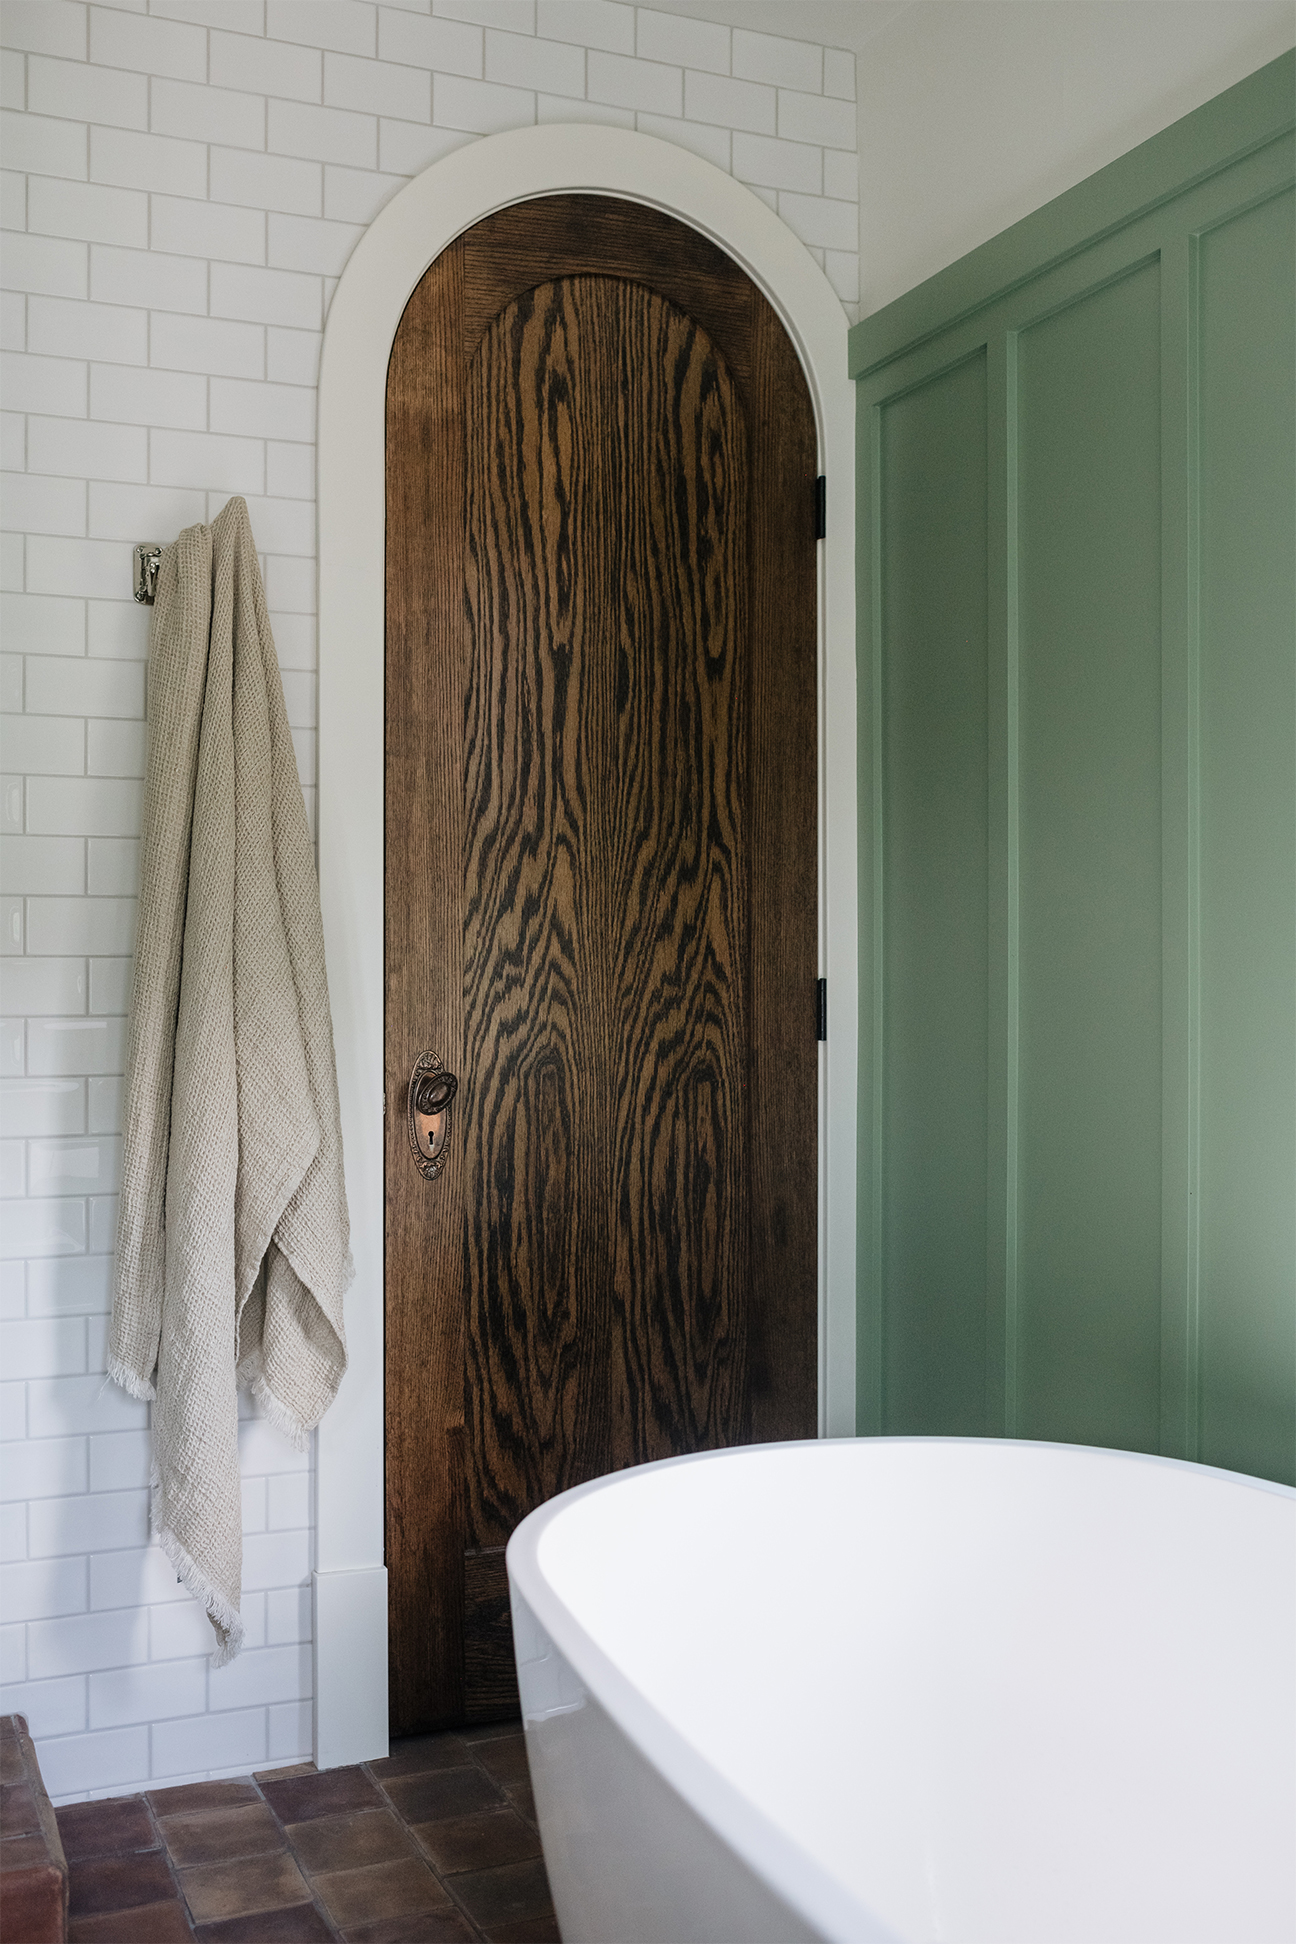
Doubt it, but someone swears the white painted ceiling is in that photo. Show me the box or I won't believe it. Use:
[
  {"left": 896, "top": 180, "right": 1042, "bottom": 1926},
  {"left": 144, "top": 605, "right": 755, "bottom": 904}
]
[
  {"left": 639, "top": 0, "right": 915, "bottom": 54},
  {"left": 639, "top": 1, "right": 1296, "bottom": 60}
]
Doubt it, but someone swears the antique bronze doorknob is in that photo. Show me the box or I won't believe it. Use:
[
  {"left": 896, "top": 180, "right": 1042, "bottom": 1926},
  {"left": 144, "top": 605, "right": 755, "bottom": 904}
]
[
  {"left": 413, "top": 1069, "right": 458, "bottom": 1117},
  {"left": 408, "top": 1053, "right": 458, "bottom": 1179}
]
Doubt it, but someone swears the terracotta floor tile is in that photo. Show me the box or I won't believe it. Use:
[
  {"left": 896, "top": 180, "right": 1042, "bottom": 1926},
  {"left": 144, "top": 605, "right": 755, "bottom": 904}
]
[
  {"left": 382, "top": 1767, "right": 500, "bottom": 1827},
  {"left": 261, "top": 1766, "right": 384, "bottom": 1827},
  {"left": 57, "top": 1795, "right": 157, "bottom": 1861},
  {"left": 484, "top": 1917, "right": 562, "bottom": 1944},
  {"left": 191, "top": 1904, "right": 335, "bottom": 1943},
  {"left": 467, "top": 1739, "right": 529, "bottom": 1791},
  {"left": 501, "top": 1781, "right": 536, "bottom": 1829},
  {"left": 69, "top": 1849, "right": 178, "bottom": 1917},
  {"left": 178, "top": 1849, "right": 313, "bottom": 1924},
  {"left": 161, "top": 1802, "right": 286, "bottom": 1866},
  {"left": 68, "top": 1897, "right": 194, "bottom": 1941},
  {"left": 0, "top": 1781, "right": 40, "bottom": 1835},
  {"left": 1, "top": 1832, "right": 59, "bottom": 1871},
  {"left": 447, "top": 1860, "right": 554, "bottom": 1932},
  {"left": 340, "top": 1913, "right": 477, "bottom": 1944},
  {"left": 253, "top": 1764, "right": 316, "bottom": 1785},
  {"left": 285, "top": 1808, "right": 415, "bottom": 1877},
  {"left": 310, "top": 1855, "right": 454, "bottom": 1930},
  {"left": 365, "top": 1735, "right": 470, "bottom": 1782},
  {"left": 148, "top": 1781, "right": 259, "bottom": 1819},
  {"left": 412, "top": 1807, "right": 541, "bottom": 1876}
]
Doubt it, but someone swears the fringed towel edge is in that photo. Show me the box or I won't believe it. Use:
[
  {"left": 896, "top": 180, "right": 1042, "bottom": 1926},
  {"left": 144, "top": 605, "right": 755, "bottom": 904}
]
[
  {"left": 107, "top": 1354, "right": 157, "bottom": 1404},
  {"left": 237, "top": 1359, "right": 309, "bottom": 1453},
  {"left": 230, "top": 1244, "right": 357, "bottom": 1453},
  {"left": 149, "top": 1461, "right": 245, "bottom": 1668}
]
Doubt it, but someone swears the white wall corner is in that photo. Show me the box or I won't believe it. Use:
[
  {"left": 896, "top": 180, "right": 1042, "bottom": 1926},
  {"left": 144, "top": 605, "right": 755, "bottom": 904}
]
[{"left": 313, "top": 1565, "right": 389, "bottom": 1771}]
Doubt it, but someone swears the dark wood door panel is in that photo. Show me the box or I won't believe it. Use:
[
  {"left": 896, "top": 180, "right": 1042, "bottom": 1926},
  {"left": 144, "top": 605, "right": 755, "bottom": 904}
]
[
  {"left": 603, "top": 283, "right": 751, "bottom": 1462},
  {"left": 461, "top": 276, "right": 614, "bottom": 1550},
  {"left": 386, "top": 197, "right": 818, "bottom": 1734},
  {"left": 459, "top": 197, "right": 757, "bottom": 392},
  {"left": 385, "top": 238, "right": 469, "bottom": 1730}
]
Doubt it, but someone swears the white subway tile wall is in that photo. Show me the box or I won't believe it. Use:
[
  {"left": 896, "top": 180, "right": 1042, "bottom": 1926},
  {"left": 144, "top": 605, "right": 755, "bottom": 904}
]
[{"left": 0, "top": 0, "right": 856, "bottom": 1805}]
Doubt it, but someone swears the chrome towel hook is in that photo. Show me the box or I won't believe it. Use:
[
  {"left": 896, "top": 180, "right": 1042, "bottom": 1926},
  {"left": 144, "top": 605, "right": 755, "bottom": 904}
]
[{"left": 133, "top": 542, "right": 162, "bottom": 605}]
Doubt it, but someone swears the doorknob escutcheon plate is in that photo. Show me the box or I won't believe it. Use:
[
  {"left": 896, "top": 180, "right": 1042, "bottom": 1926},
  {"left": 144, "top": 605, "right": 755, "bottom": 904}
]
[{"left": 408, "top": 1050, "right": 458, "bottom": 1180}]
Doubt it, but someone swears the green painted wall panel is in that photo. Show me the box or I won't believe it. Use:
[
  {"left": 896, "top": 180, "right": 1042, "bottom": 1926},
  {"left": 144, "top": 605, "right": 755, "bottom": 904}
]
[
  {"left": 1016, "top": 263, "right": 1165, "bottom": 1450},
  {"left": 853, "top": 55, "right": 1295, "bottom": 1485},
  {"left": 880, "top": 353, "right": 989, "bottom": 1434},
  {"left": 1197, "top": 186, "right": 1296, "bottom": 1485}
]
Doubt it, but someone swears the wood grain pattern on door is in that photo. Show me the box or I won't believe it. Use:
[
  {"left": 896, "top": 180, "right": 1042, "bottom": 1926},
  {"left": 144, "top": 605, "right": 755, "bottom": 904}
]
[{"left": 386, "top": 197, "right": 818, "bottom": 1733}]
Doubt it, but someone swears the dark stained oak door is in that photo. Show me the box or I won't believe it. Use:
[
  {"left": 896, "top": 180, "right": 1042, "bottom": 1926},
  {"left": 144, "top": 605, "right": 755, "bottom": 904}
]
[{"left": 385, "top": 196, "right": 818, "bottom": 1733}]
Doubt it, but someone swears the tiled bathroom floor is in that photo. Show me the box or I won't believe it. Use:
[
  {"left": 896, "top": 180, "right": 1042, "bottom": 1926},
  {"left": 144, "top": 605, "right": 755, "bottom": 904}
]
[{"left": 54, "top": 1723, "right": 559, "bottom": 1943}]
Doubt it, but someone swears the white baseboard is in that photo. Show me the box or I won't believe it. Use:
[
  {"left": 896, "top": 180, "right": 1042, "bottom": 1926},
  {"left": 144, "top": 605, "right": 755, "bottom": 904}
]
[{"left": 313, "top": 1565, "right": 389, "bottom": 1770}]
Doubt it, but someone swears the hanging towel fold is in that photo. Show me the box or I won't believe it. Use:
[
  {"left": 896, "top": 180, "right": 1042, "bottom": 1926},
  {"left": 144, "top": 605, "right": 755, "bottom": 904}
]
[{"left": 110, "top": 496, "right": 351, "bottom": 1665}]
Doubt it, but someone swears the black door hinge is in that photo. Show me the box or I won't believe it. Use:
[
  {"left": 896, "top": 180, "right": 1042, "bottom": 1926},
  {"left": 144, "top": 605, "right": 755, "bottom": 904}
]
[
  {"left": 816, "top": 977, "right": 827, "bottom": 1042},
  {"left": 814, "top": 476, "right": 827, "bottom": 540}
]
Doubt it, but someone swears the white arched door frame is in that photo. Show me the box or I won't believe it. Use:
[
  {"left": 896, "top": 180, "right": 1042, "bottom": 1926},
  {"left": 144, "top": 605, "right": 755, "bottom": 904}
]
[{"left": 314, "top": 124, "right": 856, "bottom": 1769}]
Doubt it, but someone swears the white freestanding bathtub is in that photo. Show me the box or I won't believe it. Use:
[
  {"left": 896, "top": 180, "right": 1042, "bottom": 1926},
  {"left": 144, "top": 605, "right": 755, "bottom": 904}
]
[{"left": 506, "top": 1438, "right": 1296, "bottom": 1944}]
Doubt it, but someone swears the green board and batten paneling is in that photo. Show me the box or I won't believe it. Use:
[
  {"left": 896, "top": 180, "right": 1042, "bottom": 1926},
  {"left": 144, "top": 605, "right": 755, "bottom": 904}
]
[{"left": 850, "top": 52, "right": 1295, "bottom": 1484}]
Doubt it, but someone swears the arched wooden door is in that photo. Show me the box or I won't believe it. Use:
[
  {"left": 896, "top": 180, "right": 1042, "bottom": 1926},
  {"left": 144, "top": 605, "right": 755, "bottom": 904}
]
[{"left": 385, "top": 195, "right": 818, "bottom": 1733}]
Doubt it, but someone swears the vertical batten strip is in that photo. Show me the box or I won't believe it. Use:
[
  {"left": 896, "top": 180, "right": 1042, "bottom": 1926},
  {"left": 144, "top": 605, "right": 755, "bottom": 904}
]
[
  {"left": 857, "top": 388, "right": 886, "bottom": 1435},
  {"left": 871, "top": 395, "right": 886, "bottom": 1436},
  {"left": 1003, "top": 329, "right": 1022, "bottom": 1440},
  {"left": 985, "top": 327, "right": 1016, "bottom": 1438},
  {"left": 1158, "top": 232, "right": 1199, "bottom": 1462},
  {"left": 1195, "top": 180, "right": 1295, "bottom": 1483},
  {"left": 1183, "top": 228, "right": 1203, "bottom": 1463}
]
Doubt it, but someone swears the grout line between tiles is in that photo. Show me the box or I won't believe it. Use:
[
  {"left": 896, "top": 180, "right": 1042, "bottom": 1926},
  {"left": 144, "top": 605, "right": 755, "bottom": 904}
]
[
  {"left": 143, "top": 1786, "right": 198, "bottom": 1939},
  {"left": 244, "top": 1767, "right": 349, "bottom": 1943}
]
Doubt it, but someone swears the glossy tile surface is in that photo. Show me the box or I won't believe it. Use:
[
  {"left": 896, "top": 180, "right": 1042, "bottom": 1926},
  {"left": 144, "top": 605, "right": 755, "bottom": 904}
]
[{"left": 55, "top": 1726, "right": 559, "bottom": 1944}]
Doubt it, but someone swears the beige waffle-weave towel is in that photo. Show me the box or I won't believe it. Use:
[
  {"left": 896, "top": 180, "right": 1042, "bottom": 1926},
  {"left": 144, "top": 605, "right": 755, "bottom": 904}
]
[{"left": 110, "top": 496, "right": 351, "bottom": 1665}]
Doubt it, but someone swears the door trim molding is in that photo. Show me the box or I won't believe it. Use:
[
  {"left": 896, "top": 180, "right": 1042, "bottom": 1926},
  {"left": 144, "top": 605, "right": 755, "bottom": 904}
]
[{"left": 315, "top": 123, "right": 857, "bottom": 1768}]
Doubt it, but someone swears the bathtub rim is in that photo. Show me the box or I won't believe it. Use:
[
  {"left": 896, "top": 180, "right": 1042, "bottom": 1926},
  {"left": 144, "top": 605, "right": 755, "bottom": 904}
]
[{"left": 505, "top": 1435, "right": 1295, "bottom": 1944}]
